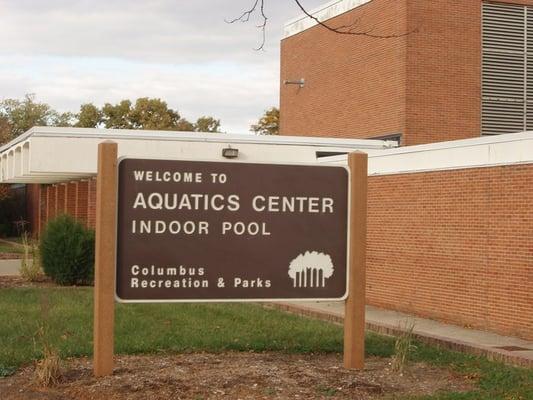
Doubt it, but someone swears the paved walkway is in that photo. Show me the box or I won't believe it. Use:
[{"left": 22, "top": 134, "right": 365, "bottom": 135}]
[
  {"left": 0, "top": 259, "right": 21, "bottom": 276},
  {"left": 270, "top": 301, "right": 533, "bottom": 368}
]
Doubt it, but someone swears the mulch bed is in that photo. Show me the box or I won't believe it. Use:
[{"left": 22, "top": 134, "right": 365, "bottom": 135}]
[
  {"left": 0, "top": 275, "right": 56, "bottom": 289},
  {"left": 0, "top": 352, "right": 474, "bottom": 400},
  {"left": 0, "top": 253, "right": 22, "bottom": 260}
]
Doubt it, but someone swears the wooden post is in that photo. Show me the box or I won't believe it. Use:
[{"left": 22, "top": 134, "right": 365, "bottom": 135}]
[
  {"left": 343, "top": 151, "right": 368, "bottom": 369},
  {"left": 93, "top": 141, "right": 118, "bottom": 377}
]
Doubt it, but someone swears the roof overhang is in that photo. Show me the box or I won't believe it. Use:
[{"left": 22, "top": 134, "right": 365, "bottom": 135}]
[
  {"left": 319, "top": 131, "right": 533, "bottom": 175},
  {"left": 0, "top": 127, "right": 397, "bottom": 184}
]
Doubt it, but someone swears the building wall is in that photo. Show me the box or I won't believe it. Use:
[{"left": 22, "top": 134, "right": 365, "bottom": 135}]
[
  {"left": 25, "top": 184, "right": 40, "bottom": 236},
  {"left": 404, "top": 0, "right": 481, "bottom": 145},
  {"left": 280, "top": 0, "right": 533, "bottom": 145},
  {"left": 280, "top": 0, "right": 408, "bottom": 139},
  {"left": 30, "top": 161, "right": 533, "bottom": 340},
  {"left": 367, "top": 163, "right": 533, "bottom": 340}
]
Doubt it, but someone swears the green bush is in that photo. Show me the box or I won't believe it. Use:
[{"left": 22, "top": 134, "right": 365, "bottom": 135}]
[{"left": 40, "top": 214, "right": 95, "bottom": 285}]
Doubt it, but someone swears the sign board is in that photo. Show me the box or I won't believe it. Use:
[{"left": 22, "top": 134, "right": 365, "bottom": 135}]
[{"left": 115, "top": 158, "right": 349, "bottom": 302}]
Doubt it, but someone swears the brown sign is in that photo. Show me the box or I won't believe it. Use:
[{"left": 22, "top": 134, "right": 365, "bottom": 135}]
[{"left": 115, "top": 158, "right": 349, "bottom": 302}]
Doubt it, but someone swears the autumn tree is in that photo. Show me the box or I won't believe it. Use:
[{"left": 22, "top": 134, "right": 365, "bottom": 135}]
[
  {"left": 76, "top": 103, "right": 103, "bottom": 128},
  {"left": 100, "top": 97, "right": 218, "bottom": 132},
  {"left": 101, "top": 100, "right": 134, "bottom": 129},
  {"left": 0, "top": 95, "right": 222, "bottom": 144},
  {"left": 251, "top": 107, "right": 279, "bottom": 135},
  {"left": 129, "top": 97, "right": 183, "bottom": 130},
  {"left": 0, "top": 94, "right": 73, "bottom": 145},
  {"left": 195, "top": 116, "right": 221, "bottom": 133},
  {"left": 0, "top": 116, "right": 11, "bottom": 145}
]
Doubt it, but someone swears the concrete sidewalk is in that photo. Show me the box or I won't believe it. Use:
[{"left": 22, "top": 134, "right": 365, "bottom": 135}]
[
  {"left": 269, "top": 301, "right": 533, "bottom": 368},
  {"left": 0, "top": 259, "right": 21, "bottom": 276}
]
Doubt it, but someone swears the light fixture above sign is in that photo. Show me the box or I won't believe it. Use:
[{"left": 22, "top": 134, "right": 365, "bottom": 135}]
[{"left": 222, "top": 146, "right": 239, "bottom": 159}]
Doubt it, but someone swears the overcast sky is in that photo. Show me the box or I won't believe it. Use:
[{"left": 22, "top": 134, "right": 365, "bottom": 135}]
[{"left": 0, "top": 0, "right": 326, "bottom": 133}]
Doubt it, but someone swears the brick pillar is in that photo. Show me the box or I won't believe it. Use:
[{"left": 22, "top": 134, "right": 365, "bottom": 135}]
[
  {"left": 57, "top": 184, "right": 66, "bottom": 215},
  {"left": 25, "top": 184, "right": 41, "bottom": 237},
  {"left": 39, "top": 184, "right": 47, "bottom": 236},
  {"left": 48, "top": 185, "right": 57, "bottom": 221},
  {"left": 77, "top": 180, "right": 89, "bottom": 226},
  {"left": 87, "top": 177, "right": 97, "bottom": 229},
  {"left": 66, "top": 182, "right": 77, "bottom": 217}
]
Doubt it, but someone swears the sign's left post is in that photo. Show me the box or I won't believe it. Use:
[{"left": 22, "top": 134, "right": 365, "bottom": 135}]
[{"left": 93, "top": 141, "right": 118, "bottom": 377}]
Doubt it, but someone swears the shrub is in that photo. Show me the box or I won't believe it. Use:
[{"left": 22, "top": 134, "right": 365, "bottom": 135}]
[
  {"left": 40, "top": 214, "right": 95, "bottom": 285},
  {"left": 34, "top": 294, "right": 62, "bottom": 387},
  {"left": 391, "top": 321, "right": 417, "bottom": 374}
]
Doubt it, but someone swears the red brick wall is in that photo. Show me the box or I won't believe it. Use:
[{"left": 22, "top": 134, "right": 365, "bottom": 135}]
[
  {"left": 280, "top": 0, "right": 533, "bottom": 145},
  {"left": 56, "top": 184, "right": 66, "bottom": 215},
  {"left": 280, "top": 0, "right": 407, "bottom": 139},
  {"left": 65, "top": 182, "right": 77, "bottom": 217},
  {"left": 25, "top": 184, "right": 40, "bottom": 237},
  {"left": 28, "top": 162, "right": 532, "bottom": 340},
  {"left": 39, "top": 185, "right": 47, "bottom": 235},
  {"left": 38, "top": 180, "right": 94, "bottom": 232},
  {"left": 76, "top": 180, "right": 89, "bottom": 225},
  {"left": 47, "top": 185, "right": 57, "bottom": 221},
  {"left": 404, "top": 0, "right": 481, "bottom": 145},
  {"left": 87, "top": 178, "right": 97, "bottom": 229},
  {"left": 367, "top": 164, "right": 533, "bottom": 340}
]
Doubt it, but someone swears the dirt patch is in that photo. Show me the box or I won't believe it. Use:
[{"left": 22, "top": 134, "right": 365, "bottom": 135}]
[
  {"left": 0, "top": 352, "right": 474, "bottom": 400},
  {"left": 0, "top": 253, "right": 22, "bottom": 260},
  {"left": 0, "top": 275, "right": 56, "bottom": 289}
]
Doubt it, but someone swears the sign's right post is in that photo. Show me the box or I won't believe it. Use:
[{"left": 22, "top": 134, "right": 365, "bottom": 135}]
[{"left": 343, "top": 151, "right": 368, "bottom": 370}]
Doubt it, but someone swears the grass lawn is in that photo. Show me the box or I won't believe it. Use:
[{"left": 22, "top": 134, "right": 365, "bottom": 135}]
[
  {"left": 0, "top": 287, "right": 531, "bottom": 400},
  {"left": 0, "top": 241, "right": 24, "bottom": 254}
]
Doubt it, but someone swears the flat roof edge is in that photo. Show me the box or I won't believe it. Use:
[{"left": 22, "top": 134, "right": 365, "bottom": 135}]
[
  {"left": 0, "top": 126, "right": 397, "bottom": 153},
  {"left": 283, "top": 0, "right": 371, "bottom": 39},
  {"left": 318, "top": 132, "right": 533, "bottom": 174}
]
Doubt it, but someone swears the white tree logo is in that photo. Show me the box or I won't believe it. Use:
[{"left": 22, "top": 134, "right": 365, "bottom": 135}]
[{"left": 288, "top": 251, "right": 334, "bottom": 288}]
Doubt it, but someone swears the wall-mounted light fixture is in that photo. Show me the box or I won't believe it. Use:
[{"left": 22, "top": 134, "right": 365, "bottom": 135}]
[
  {"left": 222, "top": 145, "right": 239, "bottom": 159},
  {"left": 284, "top": 78, "right": 305, "bottom": 88}
]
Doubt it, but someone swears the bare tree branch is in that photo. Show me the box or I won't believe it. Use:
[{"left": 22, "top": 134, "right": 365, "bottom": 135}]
[
  {"left": 226, "top": 0, "right": 268, "bottom": 51},
  {"left": 227, "top": 0, "right": 416, "bottom": 51},
  {"left": 292, "top": 0, "right": 414, "bottom": 39}
]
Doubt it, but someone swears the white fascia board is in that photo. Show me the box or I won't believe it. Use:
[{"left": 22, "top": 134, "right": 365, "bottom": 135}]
[
  {"left": 318, "top": 132, "right": 533, "bottom": 174},
  {"left": 6, "top": 126, "right": 395, "bottom": 150},
  {"left": 283, "top": 0, "right": 372, "bottom": 39},
  {"left": 3, "top": 132, "right": 390, "bottom": 184}
]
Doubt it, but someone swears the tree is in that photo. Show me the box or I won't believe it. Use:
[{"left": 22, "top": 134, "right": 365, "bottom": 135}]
[
  {"left": 129, "top": 97, "right": 182, "bottom": 130},
  {"left": 228, "top": 0, "right": 414, "bottom": 50},
  {"left": 0, "top": 95, "right": 221, "bottom": 144},
  {"left": 0, "top": 94, "right": 58, "bottom": 139},
  {"left": 76, "top": 103, "right": 102, "bottom": 128},
  {"left": 195, "top": 116, "right": 221, "bottom": 133},
  {"left": 100, "top": 97, "right": 201, "bottom": 131},
  {"left": 0, "top": 94, "right": 75, "bottom": 145},
  {"left": 102, "top": 100, "right": 134, "bottom": 129},
  {"left": 55, "top": 111, "right": 76, "bottom": 127},
  {"left": 251, "top": 107, "right": 279, "bottom": 135},
  {"left": 0, "top": 116, "right": 11, "bottom": 145}
]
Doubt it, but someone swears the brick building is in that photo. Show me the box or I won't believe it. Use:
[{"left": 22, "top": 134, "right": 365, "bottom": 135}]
[
  {"left": 0, "top": 0, "right": 531, "bottom": 343},
  {"left": 281, "top": 0, "right": 533, "bottom": 145},
  {"left": 278, "top": 0, "right": 533, "bottom": 340}
]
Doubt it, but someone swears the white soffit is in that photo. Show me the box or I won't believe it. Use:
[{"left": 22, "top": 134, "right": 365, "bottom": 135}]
[
  {"left": 283, "top": 0, "right": 371, "bottom": 38},
  {"left": 0, "top": 126, "right": 395, "bottom": 184},
  {"left": 319, "top": 132, "right": 533, "bottom": 175}
]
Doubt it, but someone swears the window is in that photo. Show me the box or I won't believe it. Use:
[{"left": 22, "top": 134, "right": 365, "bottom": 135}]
[{"left": 482, "top": 2, "right": 533, "bottom": 135}]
